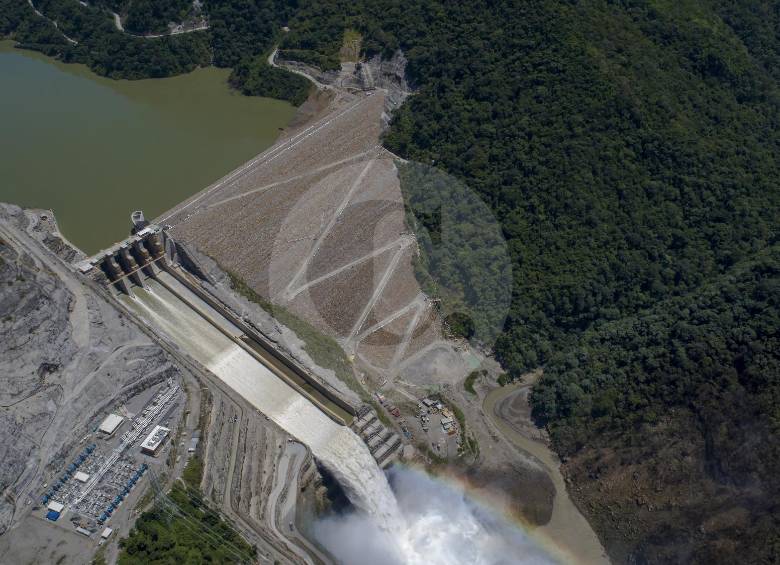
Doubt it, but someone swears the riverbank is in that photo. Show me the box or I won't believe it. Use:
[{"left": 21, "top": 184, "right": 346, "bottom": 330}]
[{"left": 483, "top": 377, "right": 610, "bottom": 565}]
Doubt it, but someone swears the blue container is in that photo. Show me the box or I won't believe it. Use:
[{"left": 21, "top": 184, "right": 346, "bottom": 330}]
[{"left": 46, "top": 510, "right": 60, "bottom": 521}]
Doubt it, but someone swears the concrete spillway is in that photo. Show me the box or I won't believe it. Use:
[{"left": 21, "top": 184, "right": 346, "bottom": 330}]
[{"left": 119, "top": 277, "right": 402, "bottom": 531}]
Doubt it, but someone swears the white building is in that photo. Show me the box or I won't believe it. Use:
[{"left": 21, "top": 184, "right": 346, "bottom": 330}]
[
  {"left": 98, "top": 414, "right": 124, "bottom": 436},
  {"left": 74, "top": 471, "right": 90, "bottom": 483},
  {"left": 141, "top": 425, "right": 170, "bottom": 456}
]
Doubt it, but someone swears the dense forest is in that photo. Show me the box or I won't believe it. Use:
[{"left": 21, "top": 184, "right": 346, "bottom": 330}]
[
  {"left": 4, "top": 0, "right": 779, "bottom": 562},
  {"left": 533, "top": 244, "right": 780, "bottom": 562}
]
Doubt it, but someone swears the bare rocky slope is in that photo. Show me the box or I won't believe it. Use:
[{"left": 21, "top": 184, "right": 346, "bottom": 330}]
[{"left": 0, "top": 204, "right": 188, "bottom": 539}]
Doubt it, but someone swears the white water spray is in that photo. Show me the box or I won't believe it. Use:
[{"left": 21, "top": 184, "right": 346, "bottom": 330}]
[{"left": 316, "top": 467, "right": 560, "bottom": 565}]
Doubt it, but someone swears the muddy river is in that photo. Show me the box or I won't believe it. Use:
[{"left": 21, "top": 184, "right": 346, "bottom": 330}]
[
  {"left": 0, "top": 41, "right": 295, "bottom": 253},
  {"left": 484, "top": 381, "right": 610, "bottom": 564}
]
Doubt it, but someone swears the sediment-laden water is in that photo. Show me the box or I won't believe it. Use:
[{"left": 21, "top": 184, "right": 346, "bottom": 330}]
[{"left": 0, "top": 41, "right": 294, "bottom": 254}]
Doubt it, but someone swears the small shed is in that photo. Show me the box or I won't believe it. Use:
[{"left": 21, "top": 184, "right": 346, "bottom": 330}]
[{"left": 101, "top": 527, "right": 113, "bottom": 539}]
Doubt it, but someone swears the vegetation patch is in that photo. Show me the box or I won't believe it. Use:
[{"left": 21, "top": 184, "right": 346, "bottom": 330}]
[
  {"left": 120, "top": 0, "right": 192, "bottom": 35},
  {"left": 230, "top": 56, "right": 311, "bottom": 105},
  {"left": 118, "top": 459, "right": 254, "bottom": 564},
  {"left": 463, "top": 370, "right": 486, "bottom": 395},
  {"left": 181, "top": 456, "right": 203, "bottom": 489},
  {"left": 448, "top": 401, "right": 477, "bottom": 458},
  {"left": 339, "top": 29, "right": 362, "bottom": 62}
]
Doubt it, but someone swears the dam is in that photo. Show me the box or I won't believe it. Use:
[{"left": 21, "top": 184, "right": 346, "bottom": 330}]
[
  {"left": 67, "top": 213, "right": 566, "bottom": 565},
  {"left": 76, "top": 212, "right": 403, "bottom": 526}
]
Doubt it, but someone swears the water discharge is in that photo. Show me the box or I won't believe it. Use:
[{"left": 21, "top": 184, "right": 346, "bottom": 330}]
[
  {"left": 121, "top": 278, "right": 403, "bottom": 531},
  {"left": 122, "top": 277, "right": 559, "bottom": 563}
]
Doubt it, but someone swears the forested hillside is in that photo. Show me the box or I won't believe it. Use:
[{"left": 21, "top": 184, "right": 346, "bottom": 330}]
[
  {"left": 0, "top": 0, "right": 310, "bottom": 102},
  {"left": 533, "top": 244, "right": 780, "bottom": 562},
  {"left": 3, "top": 1, "right": 779, "bottom": 562},
  {"left": 275, "top": 6, "right": 780, "bottom": 560}
]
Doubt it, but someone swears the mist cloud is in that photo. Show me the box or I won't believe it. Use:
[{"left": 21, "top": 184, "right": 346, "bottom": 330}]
[{"left": 314, "top": 467, "right": 559, "bottom": 565}]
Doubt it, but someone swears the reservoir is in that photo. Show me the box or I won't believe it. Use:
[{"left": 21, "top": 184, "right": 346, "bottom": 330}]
[{"left": 0, "top": 41, "right": 295, "bottom": 254}]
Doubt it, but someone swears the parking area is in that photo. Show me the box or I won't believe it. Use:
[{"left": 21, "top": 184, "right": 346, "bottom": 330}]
[{"left": 374, "top": 391, "right": 463, "bottom": 460}]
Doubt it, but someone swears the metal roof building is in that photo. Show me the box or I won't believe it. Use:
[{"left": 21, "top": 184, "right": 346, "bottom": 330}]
[
  {"left": 98, "top": 414, "right": 124, "bottom": 436},
  {"left": 140, "top": 425, "right": 170, "bottom": 456}
]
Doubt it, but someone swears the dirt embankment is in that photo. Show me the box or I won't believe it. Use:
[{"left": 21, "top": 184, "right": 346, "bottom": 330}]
[{"left": 199, "top": 381, "right": 327, "bottom": 564}]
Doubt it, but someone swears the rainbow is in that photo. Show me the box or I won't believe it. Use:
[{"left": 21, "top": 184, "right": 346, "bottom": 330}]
[{"left": 389, "top": 464, "right": 579, "bottom": 565}]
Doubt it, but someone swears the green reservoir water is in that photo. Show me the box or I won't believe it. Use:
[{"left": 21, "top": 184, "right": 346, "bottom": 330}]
[{"left": 0, "top": 41, "right": 296, "bottom": 254}]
